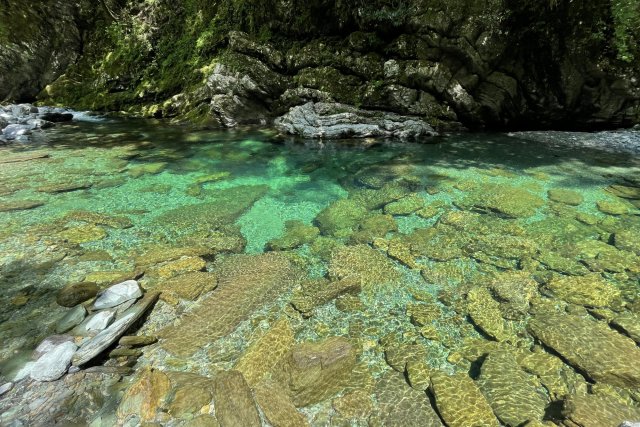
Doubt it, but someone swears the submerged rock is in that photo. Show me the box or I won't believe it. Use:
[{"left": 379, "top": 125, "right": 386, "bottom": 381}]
[
  {"left": 56, "top": 282, "right": 99, "bottom": 307},
  {"left": 117, "top": 367, "right": 171, "bottom": 422},
  {"left": 274, "top": 336, "right": 357, "bottom": 407},
  {"left": 478, "top": 350, "right": 548, "bottom": 426},
  {"left": 548, "top": 189, "right": 584, "bottom": 206},
  {"left": 370, "top": 371, "right": 443, "bottom": 427},
  {"left": 275, "top": 102, "right": 437, "bottom": 140},
  {"left": 545, "top": 273, "right": 620, "bottom": 307},
  {"left": 561, "top": 394, "right": 640, "bottom": 427},
  {"left": 430, "top": 372, "right": 499, "bottom": 427},
  {"left": 253, "top": 380, "right": 310, "bottom": 427},
  {"left": 54, "top": 305, "right": 87, "bottom": 333},
  {"left": 528, "top": 312, "right": 640, "bottom": 388},
  {"left": 212, "top": 370, "right": 261, "bottom": 427},
  {"left": 160, "top": 253, "right": 301, "bottom": 357}
]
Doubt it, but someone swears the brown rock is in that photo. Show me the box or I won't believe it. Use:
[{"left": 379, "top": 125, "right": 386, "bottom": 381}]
[
  {"left": 212, "top": 370, "right": 261, "bottom": 427},
  {"left": 56, "top": 282, "right": 99, "bottom": 307},
  {"left": 117, "top": 367, "right": 171, "bottom": 422},
  {"left": 274, "top": 336, "right": 357, "bottom": 407},
  {"left": 253, "top": 380, "right": 309, "bottom": 427}
]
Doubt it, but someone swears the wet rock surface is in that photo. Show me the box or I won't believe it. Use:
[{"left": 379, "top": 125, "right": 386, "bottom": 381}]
[{"left": 275, "top": 102, "right": 437, "bottom": 140}]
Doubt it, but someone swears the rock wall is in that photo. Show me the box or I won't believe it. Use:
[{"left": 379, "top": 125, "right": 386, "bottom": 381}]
[{"left": 2, "top": 0, "right": 639, "bottom": 131}]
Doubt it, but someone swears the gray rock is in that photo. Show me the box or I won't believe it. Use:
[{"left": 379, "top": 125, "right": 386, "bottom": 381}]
[
  {"left": 0, "top": 382, "right": 13, "bottom": 396},
  {"left": 620, "top": 422, "right": 640, "bottom": 427},
  {"left": 30, "top": 341, "right": 77, "bottom": 381},
  {"left": 83, "top": 310, "right": 115, "bottom": 334},
  {"left": 13, "top": 362, "right": 35, "bottom": 382},
  {"left": 40, "top": 112, "right": 73, "bottom": 122},
  {"left": 93, "top": 280, "right": 142, "bottom": 310},
  {"left": 73, "top": 292, "right": 159, "bottom": 366},
  {"left": 3, "top": 124, "right": 32, "bottom": 140},
  {"left": 32, "top": 335, "right": 75, "bottom": 360},
  {"left": 26, "top": 118, "right": 54, "bottom": 129},
  {"left": 275, "top": 102, "right": 437, "bottom": 140},
  {"left": 55, "top": 305, "right": 87, "bottom": 333}
]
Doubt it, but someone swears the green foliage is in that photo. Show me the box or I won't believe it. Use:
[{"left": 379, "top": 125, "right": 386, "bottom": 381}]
[{"left": 611, "top": 0, "right": 640, "bottom": 62}]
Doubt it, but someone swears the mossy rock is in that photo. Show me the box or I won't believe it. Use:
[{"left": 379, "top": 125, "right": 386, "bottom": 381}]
[
  {"left": 328, "top": 244, "right": 401, "bottom": 296},
  {"left": 350, "top": 214, "right": 397, "bottom": 244},
  {"left": 459, "top": 183, "right": 544, "bottom": 218},
  {"left": 315, "top": 198, "right": 369, "bottom": 237},
  {"left": 545, "top": 273, "right": 621, "bottom": 308},
  {"left": 267, "top": 220, "right": 319, "bottom": 250},
  {"left": 596, "top": 199, "right": 632, "bottom": 215},
  {"left": 58, "top": 224, "right": 107, "bottom": 244},
  {"left": 383, "top": 194, "right": 424, "bottom": 215},
  {"left": 547, "top": 188, "right": 584, "bottom": 206},
  {"left": 430, "top": 372, "right": 499, "bottom": 427}
]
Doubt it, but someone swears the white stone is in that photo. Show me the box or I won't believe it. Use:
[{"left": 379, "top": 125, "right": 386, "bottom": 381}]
[
  {"left": 84, "top": 310, "right": 115, "bottom": 333},
  {"left": 93, "top": 280, "right": 142, "bottom": 310},
  {"left": 12, "top": 362, "right": 35, "bottom": 382},
  {"left": 0, "top": 382, "right": 14, "bottom": 396},
  {"left": 30, "top": 341, "right": 77, "bottom": 382},
  {"left": 33, "top": 335, "right": 74, "bottom": 360}
]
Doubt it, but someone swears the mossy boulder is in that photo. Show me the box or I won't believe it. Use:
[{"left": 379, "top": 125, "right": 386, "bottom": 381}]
[
  {"left": 266, "top": 220, "right": 319, "bottom": 250},
  {"left": 547, "top": 189, "right": 584, "bottom": 206},
  {"left": 383, "top": 194, "right": 424, "bottom": 215},
  {"left": 56, "top": 282, "right": 99, "bottom": 307},
  {"left": 545, "top": 273, "right": 621, "bottom": 308},
  {"left": 460, "top": 183, "right": 544, "bottom": 218},
  {"left": 315, "top": 198, "right": 368, "bottom": 236},
  {"left": 527, "top": 312, "right": 640, "bottom": 388}
]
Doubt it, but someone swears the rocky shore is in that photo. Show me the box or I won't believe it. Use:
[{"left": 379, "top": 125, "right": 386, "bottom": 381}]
[{"left": 0, "top": 104, "right": 74, "bottom": 144}]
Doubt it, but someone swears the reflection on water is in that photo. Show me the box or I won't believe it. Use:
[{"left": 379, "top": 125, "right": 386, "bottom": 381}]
[{"left": 1, "top": 119, "right": 640, "bottom": 426}]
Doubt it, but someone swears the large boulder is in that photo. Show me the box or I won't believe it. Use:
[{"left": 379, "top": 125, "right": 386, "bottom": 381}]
[{"left": 275, "top": 102, "right": 437, "bottom": 140}]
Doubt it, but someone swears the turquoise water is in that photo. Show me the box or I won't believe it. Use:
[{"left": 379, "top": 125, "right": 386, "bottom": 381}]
[{"left": 1, "top": 118, "right": 640, "bottom": 425}]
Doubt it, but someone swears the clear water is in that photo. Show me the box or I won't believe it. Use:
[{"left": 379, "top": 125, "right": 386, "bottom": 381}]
[{"left": 1, "top": 118, "right": 639, "bottom": 425}]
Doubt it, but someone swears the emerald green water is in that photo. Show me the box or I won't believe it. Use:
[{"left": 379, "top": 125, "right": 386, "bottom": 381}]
[{"left": 1, "top": 118, "right": 640, "bottom": 425}]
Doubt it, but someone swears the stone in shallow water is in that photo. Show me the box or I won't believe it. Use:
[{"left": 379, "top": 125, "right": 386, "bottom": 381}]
[
  {"left": 478, "top": 350, "right": 548, "bottom": 426},
  {"left": 73, "top": 292, "right": 159, "bottom": 366},
  {"left": 487, "top": 271, "right": 538, "bottom": 320},
  {"left": 545, "top": 273, "right": 620, "bottom": 307},
  {"left": 30, "top": 340, "right": 76, "bottom": 382},
  {"left": 315, "top": 198, "right": 369, "bottom": 236},
  {"left": 183, "top": 415, "right": 221, "bottom": 427},
  {"left": 56, "top": 282, "right": 100, "bottom": 307},
  {"left": 0, "top": 200, "right": 45, "bottom": 212},
  {"left": 597, "top": 199, "right": 632, "bottom": 215},
  {"left": 266, "top": 220, "right": 319, "bottom": 250},
  {"left": 430, "top": 372, "right": 499, "bottom": 427},
  {"left": 328, "top": 244, "right": 401, "bottom": 296},
  {"left": 167, "top": 382, "right": 212, "bottom": 419},
  {"left": 384, "top": 194, "right": 424, "bottom": 215},
  {"left": 58, "top": 224, "right": 107, "bottom": 244},
  {"left": 614, "top": 229, "right": 640, "bottom": 255},
  {"left": 64, "top": 210, "right": 133, "bottom": 229},
  {"left": 55, "top": 305, "right": 86, "bottom": 333},
  {"left": 274, "top": 336, "right": 357, "bottom": 407},
  {"left": 93, "top": 280, "right": 142, "bottom": 310},
  {"left": 253, "top": 380, "right": 309, "bottom": 427},
  {"left": 117, "top": 367, "right": 171, "bottom": 422},
  {"left": 160, "top": 253, "right": 301, "bottom": 357},
  {"left": 561, "top": 393, "right": 640, "bottom": 427},
  {"left": 234, "top": 317, "right": 294, "bottom": 386},
  {"left": 212, "top": 370, "right": 261, "bottom": 427},
  {"left": 611, "top": 312, "right": 640, "bottom": 344},
  {"left": 369, "top": 371, "right": 443, "bottom": 427},
  {"left": 466, "top": 286, "right": 510, "bottom": 341},
  {"left": 290, "top": 277, "right": 361, "bottom": 317},
  {"left": 150, "top": 271, "right": 217, "bottom": 302},
  {"left": 527, "top": 312, "right": 640, "bottom": 388},
  {"left": 460, "top": 183, "right": 545, "bottom": 218},
  {"left": 548, "top": 188, "right": 584, "bottom": 206}
]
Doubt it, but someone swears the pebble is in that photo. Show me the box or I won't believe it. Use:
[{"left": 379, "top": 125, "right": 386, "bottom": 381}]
[{"left": 93, "top": 280, "right": 142, "bottom": 310}]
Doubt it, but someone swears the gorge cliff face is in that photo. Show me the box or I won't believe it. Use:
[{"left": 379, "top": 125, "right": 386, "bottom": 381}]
[{"left": 2, "top": 0, "right": 639, "bottom": 131}]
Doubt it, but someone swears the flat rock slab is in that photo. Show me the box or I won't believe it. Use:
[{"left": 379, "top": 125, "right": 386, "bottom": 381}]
[
  {"left": 30, "top": 341, "right": 77, "bottom": 382},
  {"left": 371, "top": 371, "right": 443, "bottom": 427},
  {"left": 528, "top": 312, "right": 640, "bottom": 389},
  {"left": 93, "top": 280, "right": 142, "bottom": 310},
  {"left": 212, "top": 370, "right": 261, "bottom": 427},
  {"left": 160, "top": 253, "right": 301, "bottom": 357},
  {"left": 73, "top": 291, "right": 159, "bottom": 366},
  {"left": 83, "top": 310, "right": 116, "bottom": 334},
  {"left": 0, "top": 152, "right": 50, "bottom": 164}
]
